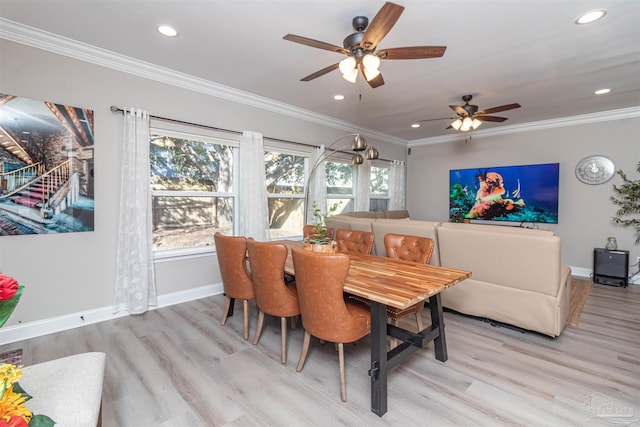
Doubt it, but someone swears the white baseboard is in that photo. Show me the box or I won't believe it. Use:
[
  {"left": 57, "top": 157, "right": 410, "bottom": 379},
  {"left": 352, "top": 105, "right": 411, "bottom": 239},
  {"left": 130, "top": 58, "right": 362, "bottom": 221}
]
[
  {"left": 570, "top": 266, "right": 592, "bottom": 279},
  {"left": 0, "top": 283, "right": 224, "bottom": 346}
]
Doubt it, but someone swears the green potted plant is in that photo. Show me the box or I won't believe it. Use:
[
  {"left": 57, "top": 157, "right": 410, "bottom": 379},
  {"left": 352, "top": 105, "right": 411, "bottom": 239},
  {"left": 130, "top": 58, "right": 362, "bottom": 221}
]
[
  {"left": 306, "top": 201, "right": 340, "bottom": 251},
  {"left": 610, "top": 161, "right": 640, "bottom": 245}
]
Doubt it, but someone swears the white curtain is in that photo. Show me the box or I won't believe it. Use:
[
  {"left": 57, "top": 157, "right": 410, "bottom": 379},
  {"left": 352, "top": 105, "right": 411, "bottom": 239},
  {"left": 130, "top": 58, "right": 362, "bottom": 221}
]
[
  {"left": 238, "top": 131, "right": 269, "bottom": 240},
  {"left": 355, "top": 161, "right": 371, "bottom": 212},
  {"left": 389, "top": 160, "right": 406, "bottom": 210},
  {"left": 113, "top": 108, "right": 157, "bottom": 314},
  {"left": 306, "top": 145, "right": 326, "bottom": 224}
]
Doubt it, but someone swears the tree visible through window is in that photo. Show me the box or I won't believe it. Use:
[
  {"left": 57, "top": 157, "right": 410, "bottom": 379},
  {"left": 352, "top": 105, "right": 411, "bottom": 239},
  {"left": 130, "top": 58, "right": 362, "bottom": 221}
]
[
  {"left": 149, "top": 131, "right": 236, "bottom": 252},
  {"left": 370, "top": 165, "right": 389, "bottom": 211},
  {"left": 265, "top": 151, "right": 305, "bottom": 239},
  {"left": 326, "top": 160, "right": 354, "bottom": 214}
]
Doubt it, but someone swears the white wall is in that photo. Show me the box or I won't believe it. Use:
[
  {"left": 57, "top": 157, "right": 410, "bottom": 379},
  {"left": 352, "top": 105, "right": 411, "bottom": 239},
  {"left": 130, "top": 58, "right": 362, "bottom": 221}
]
[
  {"left": 0, "top": 39, "right": 406, "bottom": 336},
  {"left": 406, "top": 118, "right": 640, "bottom": 273}
]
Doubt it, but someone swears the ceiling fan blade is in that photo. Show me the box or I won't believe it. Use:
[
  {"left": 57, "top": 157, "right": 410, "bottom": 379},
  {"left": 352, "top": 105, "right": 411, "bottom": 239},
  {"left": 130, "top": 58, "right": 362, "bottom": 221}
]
[
  {"left": 283, "top": 34, "right": 347, "bottom": 54},
  {"left": 478, "top": 116, "right": 508, "bottom": 122},
  {"left": 300, "top": 63, "right": 340, "bottom": 81},
  {"left": 449, "top": 105, "right": 468, "bottom": 116},
  {"left": 366, "top": 70, "right": 385, "bottom": 88},
  {"left": 379, "top": 46, "right": 447, "bottom": 60},
  {"left": 417, "top": 117, "right": 454, "bottom": 123},
  {"left": 361, "top": 2, "right": 405, "bottom": 50},
  {"left": 477, "top": 103, "right": 521, "bottom": 115}
]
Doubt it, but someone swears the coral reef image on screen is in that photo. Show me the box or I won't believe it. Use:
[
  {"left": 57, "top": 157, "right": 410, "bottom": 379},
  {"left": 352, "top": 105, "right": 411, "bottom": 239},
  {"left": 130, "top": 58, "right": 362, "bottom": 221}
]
[{"left": 449, "top": 163, "right": 559, "bottom": 224}]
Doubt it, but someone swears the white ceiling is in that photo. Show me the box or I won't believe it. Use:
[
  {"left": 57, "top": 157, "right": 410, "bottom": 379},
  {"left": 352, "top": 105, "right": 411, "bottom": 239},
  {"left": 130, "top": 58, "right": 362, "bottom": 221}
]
[{"left": 1, "top": 0, "right": 639, "bottom": 143}]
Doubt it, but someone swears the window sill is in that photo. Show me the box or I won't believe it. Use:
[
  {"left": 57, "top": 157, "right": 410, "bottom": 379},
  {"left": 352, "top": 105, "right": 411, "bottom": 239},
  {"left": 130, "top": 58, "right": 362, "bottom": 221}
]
[{"left": 153, "top": 246, "right": 216, "bottom": 263}]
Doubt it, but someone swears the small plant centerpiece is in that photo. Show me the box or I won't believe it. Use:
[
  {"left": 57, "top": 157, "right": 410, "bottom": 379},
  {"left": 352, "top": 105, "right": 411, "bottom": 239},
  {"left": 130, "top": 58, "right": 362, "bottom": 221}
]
[{"left": 306, "top": 201, "right": 339, "bottom": 252}]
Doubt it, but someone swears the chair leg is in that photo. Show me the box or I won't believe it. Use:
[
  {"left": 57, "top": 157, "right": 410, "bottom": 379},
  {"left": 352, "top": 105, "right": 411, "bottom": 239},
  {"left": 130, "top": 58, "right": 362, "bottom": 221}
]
[
  {"left": 253, "top": 310, "right": 265, "bottom": 345},
  {"left": 290, "top": 316, "right": 298, "bottom": 330},
  {"left": 296, "top": 331, "right": 311, "bottom": 372},
  {"left": 221, "top": 296, "right": 231, "bottom": 326},
  {"left": 415, "top": 302, "right": 425, "bottom": 331},
  {"left": 338, "top": 342, "right": 347, "bottom": 402},
  {"left": 281, "top": 317, "right": 288, "bottom": 364},
  {"left": 243, "top": 299, "right": 250, "bottom": 340}
]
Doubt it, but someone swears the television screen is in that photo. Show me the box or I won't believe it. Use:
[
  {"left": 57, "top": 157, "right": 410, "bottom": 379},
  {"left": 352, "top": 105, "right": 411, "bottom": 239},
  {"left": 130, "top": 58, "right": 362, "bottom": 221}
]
[{"left": 449, "top": 163, "right": 559, "bottom": 224}]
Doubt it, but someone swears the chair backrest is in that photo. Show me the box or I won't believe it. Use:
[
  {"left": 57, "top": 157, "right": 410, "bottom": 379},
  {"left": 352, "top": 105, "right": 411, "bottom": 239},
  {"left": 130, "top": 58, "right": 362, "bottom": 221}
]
[
  {"left": 214, "top": 232, "right": 255, "bottom": 300},
  {"left": 246, "top": 239, "right": 299, "bottom": 316},
  {"left": 335, "top": 229, "right": 374, "bottom": 254},
  {"left": 291, "top": 248, "right": 366, "bottom": 343},
  {"left": 383, "top": 233, "right": 434, "bottom": 264},
  {"left": 303, "top": 225, "right": 335, "bottom": 241}
]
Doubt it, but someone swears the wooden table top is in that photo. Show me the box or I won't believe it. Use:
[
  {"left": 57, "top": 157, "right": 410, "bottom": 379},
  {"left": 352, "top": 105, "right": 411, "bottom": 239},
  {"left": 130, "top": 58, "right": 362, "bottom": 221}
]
[{"left": 280, "top": 241, "right": 471, "bottom": 310}]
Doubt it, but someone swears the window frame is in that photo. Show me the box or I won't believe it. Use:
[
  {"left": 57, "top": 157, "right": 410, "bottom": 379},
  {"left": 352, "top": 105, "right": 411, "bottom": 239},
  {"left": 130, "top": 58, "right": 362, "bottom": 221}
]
[{"left": 150, "top": 127, "right": 239, "bottom": 260}]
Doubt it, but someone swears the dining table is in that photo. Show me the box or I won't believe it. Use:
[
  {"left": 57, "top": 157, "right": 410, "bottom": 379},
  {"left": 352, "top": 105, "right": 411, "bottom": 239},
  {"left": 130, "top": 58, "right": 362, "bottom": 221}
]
[{"left": 281, "top": 241, "right": 471, "bottom": 417}]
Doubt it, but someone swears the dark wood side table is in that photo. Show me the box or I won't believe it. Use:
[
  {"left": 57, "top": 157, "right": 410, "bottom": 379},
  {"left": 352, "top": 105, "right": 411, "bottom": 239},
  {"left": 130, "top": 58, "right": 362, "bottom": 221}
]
[{"left": 593, "top": 248, "right": 629, "bottom": 287}]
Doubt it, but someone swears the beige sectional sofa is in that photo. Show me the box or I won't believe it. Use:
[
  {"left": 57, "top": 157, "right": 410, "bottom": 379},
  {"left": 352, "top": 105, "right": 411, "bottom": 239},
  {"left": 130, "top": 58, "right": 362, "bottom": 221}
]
[{"left": 326, "top": 211, "right": 571, "bottom": 337}]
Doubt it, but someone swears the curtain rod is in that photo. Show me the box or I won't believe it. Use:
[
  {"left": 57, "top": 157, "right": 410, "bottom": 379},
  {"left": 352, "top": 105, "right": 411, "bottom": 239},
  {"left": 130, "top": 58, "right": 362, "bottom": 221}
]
[{"left": 109, "top": 105, "right": 394, "bottom": 162}]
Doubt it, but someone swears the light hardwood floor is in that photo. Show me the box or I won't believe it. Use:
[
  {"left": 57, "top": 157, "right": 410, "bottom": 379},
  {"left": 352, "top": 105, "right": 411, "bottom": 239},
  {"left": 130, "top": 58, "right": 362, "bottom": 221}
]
[{"left": 2, "top": 282, "right": 639, "bottom": 426}]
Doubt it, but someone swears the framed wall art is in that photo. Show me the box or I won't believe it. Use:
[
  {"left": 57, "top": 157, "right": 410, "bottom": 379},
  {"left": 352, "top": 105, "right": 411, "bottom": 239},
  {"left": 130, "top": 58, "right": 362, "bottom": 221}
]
[{"left": 0, "top": 93, "right": 94, "bottom": 235}]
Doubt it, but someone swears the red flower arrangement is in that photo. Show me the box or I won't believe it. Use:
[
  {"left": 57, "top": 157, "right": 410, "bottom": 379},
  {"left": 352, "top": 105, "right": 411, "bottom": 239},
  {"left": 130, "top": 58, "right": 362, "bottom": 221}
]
[{"left": 0, "top": 273, "right": 23, "bottom": 328}]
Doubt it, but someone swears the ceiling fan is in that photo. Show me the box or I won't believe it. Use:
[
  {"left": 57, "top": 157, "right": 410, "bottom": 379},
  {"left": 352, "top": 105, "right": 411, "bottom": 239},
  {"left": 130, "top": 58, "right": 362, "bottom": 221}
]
[
  {"left": 419, "top": 95, "right": 521, "bottom": 131},
  {"left": 283, "top": 2, "right": 446, "bottom": 88}
]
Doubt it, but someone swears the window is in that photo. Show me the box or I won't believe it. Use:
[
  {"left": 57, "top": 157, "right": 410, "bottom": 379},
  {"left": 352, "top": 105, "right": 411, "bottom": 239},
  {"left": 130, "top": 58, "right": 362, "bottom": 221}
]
[
  {"left": 370, "top": 165, "right": 389, "bottom": 211},
  {"left": 326, "top": 160, "right": 355, "bottom": 214},
  {"left": 149, "top": 130, "right": 237, "bottom": 253},
  {"left": 265, "top": 150, "right": 305, "bottom": 240}
]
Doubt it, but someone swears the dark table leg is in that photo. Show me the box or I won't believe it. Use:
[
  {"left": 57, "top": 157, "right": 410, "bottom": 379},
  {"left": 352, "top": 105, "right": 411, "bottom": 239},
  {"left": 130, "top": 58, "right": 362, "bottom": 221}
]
[
  {"left": 429, "top": 293, "right": 447, "bottom": 362},
  {"left": 369, "top": 301, "right": 388, "bottom": 416}
]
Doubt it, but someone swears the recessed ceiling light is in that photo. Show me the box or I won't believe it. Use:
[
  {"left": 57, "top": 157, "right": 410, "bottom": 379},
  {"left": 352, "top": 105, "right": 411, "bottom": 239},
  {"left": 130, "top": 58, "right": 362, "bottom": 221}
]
[
  {"left": 157, "top": 25, "right": 178, "bottom": 37},
  {"left": 333, "top": 94, "right": 345, "bottom": 100},
  {"left": 575, "top": 9, "right": 607, "bottom": 25},
  {"left": 594, "top": 88, "right": 611, "bottom": 95},
  {"left": 411, "top": 123, "right": 420, "bottom": 128}
]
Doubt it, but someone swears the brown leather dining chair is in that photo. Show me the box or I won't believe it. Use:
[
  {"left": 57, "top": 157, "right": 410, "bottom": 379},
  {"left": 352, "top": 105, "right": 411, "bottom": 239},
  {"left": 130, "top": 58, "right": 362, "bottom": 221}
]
[
  {"left": 334, "top": 229, "right": 375, "bottom": 254},
  {"left": 246, "top": 239, "right": 301, "bottom": 364},
  {"left": 291, "top": 248, "right": 371, "bottom": 402},
  {"left": 214, "top": 232, "right": 255, "bottom": 340},
  {"left": 383, "top": 233, "right": 435, "bottom": 331}
]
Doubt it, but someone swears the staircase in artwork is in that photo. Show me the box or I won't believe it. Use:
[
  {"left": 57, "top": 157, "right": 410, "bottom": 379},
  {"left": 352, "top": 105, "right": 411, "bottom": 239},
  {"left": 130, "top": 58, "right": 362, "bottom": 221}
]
[
  {"left": 1, "top": 160, "right": 74, "bottom": 219},
  {"left": 12, "top": 174, "right": 65, "bottom": 209}
]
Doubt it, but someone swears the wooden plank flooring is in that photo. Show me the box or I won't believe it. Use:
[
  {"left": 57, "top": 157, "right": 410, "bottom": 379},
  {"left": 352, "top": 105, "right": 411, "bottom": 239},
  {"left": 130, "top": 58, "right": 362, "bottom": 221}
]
[{"left": 2, "top": 283, "right": 639, "bottom": 426}]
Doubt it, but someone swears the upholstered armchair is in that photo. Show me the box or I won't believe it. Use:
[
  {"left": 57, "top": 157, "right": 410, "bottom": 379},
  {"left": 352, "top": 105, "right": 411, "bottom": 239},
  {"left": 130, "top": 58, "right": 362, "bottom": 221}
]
[
  {"left": 291, "top": 248, "right": 370, "bottom": 402},
  {"left": 214, "top": 232, "right": 255, "bottom": 340},
  {"left": 334, "top": 229, "right": 375, "bottom": 254},
  {"left": 247, "top": 239, "right": 301, "bottom": 364}
]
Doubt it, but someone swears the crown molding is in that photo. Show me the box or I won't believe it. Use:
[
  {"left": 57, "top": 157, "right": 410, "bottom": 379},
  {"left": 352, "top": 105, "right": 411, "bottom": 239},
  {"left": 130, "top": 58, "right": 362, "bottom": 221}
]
[
  {"left": 0, "top": 18, "right": 406, "bottom": 146},
  {"left": 2, "top": 18, "right": 637, "bottom": 149},
  {"left": 408, "top": 106, "right": 640, "bottom": 147}
]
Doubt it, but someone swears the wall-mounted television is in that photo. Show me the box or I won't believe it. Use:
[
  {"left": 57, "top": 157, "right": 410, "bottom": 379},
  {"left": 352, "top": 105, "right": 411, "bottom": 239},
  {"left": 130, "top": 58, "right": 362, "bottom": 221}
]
[{"left": 449, "top": 163, "right": 559, "bottom": 224}]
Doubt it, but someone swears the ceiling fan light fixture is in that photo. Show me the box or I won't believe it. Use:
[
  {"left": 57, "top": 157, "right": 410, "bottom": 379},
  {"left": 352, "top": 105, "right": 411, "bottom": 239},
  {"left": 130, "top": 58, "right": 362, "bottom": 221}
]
[
  {"left": 460, "top": 117, "right": 474, "bottom": 132},
  {"left": 471, "top": 118, "right": 482, "bottom": 129},
  {"left": 362, "top": 53, "right": 381, "bottom": 70},
  {"left": 363, "top": 65, "right": 381, "bottom": 81},
  {"left": 342, "top": 68, "right": 358, "bottom": 83},
  {"left": 339, "top": 56, "right": 357, "bottom": 75},
  {"left": 451, "top": 119, "right": 463, "bottom": 130}
]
